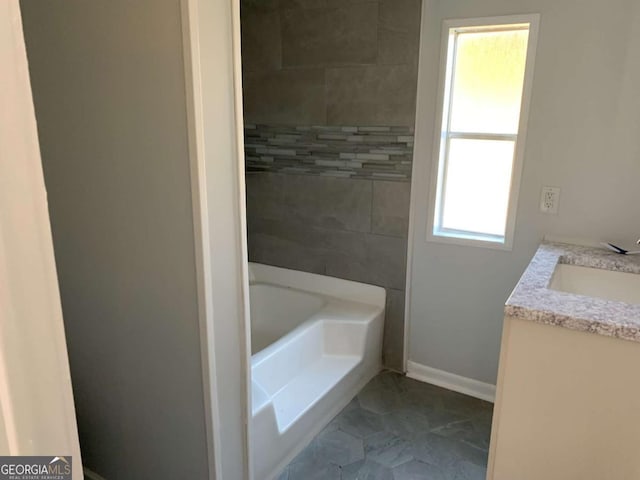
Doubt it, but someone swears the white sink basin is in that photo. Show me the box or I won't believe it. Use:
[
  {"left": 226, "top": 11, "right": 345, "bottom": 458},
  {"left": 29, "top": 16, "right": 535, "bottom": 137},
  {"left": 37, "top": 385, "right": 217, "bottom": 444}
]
[{"left": 549, "top": 264, "right": 640, "bottom": 304}]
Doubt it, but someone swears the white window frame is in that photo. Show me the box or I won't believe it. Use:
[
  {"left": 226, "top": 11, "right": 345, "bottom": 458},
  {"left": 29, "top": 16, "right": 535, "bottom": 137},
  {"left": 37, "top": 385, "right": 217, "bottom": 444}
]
[{"left": 426, "top": 14, "right": 540, "bottom": 251}]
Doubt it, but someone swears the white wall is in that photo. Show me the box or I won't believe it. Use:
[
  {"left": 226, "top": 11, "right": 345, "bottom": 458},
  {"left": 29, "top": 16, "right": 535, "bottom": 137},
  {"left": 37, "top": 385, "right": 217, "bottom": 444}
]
[
  {"left": 20, "top": 1, "right": 211, "bottom": 478},
  {"left": 408, "top": 0, "right": 640, "bottom": 385}
]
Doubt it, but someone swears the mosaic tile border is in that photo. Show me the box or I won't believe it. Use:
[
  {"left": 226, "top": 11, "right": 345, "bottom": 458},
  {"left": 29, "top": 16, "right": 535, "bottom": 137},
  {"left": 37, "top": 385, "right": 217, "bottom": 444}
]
[{"left": 244, "top": 124, "right": 414, "bottom": 181}]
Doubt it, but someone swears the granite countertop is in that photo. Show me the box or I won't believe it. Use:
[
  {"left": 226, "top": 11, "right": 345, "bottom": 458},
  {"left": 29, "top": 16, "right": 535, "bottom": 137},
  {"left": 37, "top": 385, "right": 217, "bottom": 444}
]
[{"left": 505, "top": 242, "right": 640, "bottom": 342}]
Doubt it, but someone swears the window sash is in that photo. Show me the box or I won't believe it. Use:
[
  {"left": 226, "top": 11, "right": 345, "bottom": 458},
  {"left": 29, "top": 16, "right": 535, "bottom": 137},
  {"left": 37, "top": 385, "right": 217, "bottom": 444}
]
[
  {"left": 448, "top": 132, "right": 517, "bottom": 142},
  {"left": 435, "top": 134, "right": 517, "bottom": 239},
  {"left": 424, "top": 14, "right": 540, "bottom": 251},
  {"left": 429, "top": 19, "right": 536, "bottom": 248}
]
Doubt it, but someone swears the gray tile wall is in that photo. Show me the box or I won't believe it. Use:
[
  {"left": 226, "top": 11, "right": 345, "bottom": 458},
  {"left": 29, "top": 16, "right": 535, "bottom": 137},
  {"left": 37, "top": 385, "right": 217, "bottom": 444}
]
[
  {"left": 241, "top": 0, "right": 422, "bottom": 370},
  {"left": 241, "top": 0, "right": 422, "bottom": 126},
  {"left": 246, "top": 173, "right": 410, "bottom": 369}
]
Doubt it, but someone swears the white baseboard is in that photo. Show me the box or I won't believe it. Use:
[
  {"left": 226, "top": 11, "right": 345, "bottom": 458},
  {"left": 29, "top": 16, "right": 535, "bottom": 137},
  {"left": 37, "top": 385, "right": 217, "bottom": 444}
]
[
  {"left": 406, "top": 361, "right": 496, "bottom": 403},
  {"left": 83, "top": 467, "right": 107, "bottom": 480}
]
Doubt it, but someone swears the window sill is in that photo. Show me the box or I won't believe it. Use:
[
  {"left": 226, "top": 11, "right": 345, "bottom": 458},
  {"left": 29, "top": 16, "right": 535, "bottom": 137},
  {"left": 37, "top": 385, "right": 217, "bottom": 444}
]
[{"left": 427, "top": 229, "right": 513, "bottom": 251}]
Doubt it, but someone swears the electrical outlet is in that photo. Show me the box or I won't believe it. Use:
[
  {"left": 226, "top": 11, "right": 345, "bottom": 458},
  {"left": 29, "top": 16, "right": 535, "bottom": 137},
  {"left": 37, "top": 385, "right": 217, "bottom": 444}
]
[{"left": 540, "top": 186, "right": 560, "bottom": 214}]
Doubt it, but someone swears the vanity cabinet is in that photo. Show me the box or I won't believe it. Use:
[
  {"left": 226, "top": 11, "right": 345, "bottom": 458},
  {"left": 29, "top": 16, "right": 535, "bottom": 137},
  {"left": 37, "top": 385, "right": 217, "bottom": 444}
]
[
  {"left": 488, "top": 242, "right": 640, "bottom": 480},
  {"left": 488, "top": 316, "right": 640, "bottom": 480}
]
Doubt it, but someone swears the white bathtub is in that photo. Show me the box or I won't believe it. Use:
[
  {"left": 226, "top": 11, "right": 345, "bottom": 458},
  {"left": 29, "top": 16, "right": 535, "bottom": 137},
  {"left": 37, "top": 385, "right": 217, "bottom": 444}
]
[{"left": 249, "top": 263, "right": 385, "bottom": 480}]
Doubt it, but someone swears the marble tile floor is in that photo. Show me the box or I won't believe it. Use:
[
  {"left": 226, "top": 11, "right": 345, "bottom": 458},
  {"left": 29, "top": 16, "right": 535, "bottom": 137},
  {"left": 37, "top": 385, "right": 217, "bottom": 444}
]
[{"left": 276, "top": 370, "right": 493, "bottom": 480}]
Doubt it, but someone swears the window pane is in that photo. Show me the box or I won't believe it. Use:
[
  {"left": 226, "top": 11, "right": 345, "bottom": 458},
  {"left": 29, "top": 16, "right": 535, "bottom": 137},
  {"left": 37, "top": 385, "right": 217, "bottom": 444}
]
[
  {"left": 441, "top": 138, "right": 515, "bottom": 236},
  {"left": 449, "top": 29, "right": 529, "bottom": 134}
]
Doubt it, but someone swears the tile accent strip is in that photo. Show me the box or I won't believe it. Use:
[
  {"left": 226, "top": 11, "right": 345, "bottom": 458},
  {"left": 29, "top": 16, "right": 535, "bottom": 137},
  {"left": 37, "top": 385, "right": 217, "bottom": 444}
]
[{"left": 244, "top": 124, "right": 414, "bottom": 181}]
